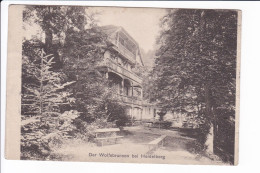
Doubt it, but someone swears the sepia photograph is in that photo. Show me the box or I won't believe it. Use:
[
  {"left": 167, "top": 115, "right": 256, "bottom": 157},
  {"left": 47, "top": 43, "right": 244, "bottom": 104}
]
[{"left": 6, "top": 5, "right": 240, "bottom": 166}]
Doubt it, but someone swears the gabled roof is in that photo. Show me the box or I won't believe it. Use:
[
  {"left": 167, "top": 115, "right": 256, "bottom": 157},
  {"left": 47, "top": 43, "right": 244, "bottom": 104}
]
[
  {"left": 98, "top": 25, "right": 121, "bottom": 35},
  {"left": 98, "top": 25, "right": 144, "bottom": 66}
]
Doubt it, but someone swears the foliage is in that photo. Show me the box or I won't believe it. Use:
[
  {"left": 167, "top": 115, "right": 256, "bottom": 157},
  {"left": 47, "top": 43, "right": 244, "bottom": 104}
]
[
  {"left": 22, "top": 48, "right": 75, "bottom": 115},
  {"left": 62, "top": 28, "right": 129, "bottom": 125},
  {"left": 132, "top": 63, "right": 146, "bottom": 77},
  {"left": 152, "top": 121, "right": 172, "bottom": 129},
  {"left": 153, "top": 9, "right": 237, "bottom": 163},
  {"left": 23, "top": 6, "right": 98, "bottom": 69},
  {"left": 23, "top": 5, "right": 129, "bottom": 126},
  {"left": 21, "top": 6, "right": 131, "bottom": 160},
  {"left": 21, "top": 45, "right": 78, "bottom": 159},
  {"left": 23, "top": 6, "right": 89, "bottom": 42},
  {"left": 105, "top": 101, "right": 130, "bottom": 127},
  {"left": 154, "top": 9, "right": 237, "bottom": 113},
  {"left": 21, "top": 110, "right": 80, "bottom": 160},
  {"left": 62, "top": 29, "right": 106, "bottom": 121}
]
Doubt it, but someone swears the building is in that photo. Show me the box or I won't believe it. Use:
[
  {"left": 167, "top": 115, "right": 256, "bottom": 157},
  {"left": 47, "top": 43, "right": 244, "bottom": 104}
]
[{"left": 97, "top": 25, "right": 144, "bottom": 120}]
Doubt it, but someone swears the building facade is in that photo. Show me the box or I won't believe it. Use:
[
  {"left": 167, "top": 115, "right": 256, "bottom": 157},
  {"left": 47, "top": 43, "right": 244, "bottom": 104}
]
[{"left": 98, "top": 25, "right": 144, "bottom": 120}]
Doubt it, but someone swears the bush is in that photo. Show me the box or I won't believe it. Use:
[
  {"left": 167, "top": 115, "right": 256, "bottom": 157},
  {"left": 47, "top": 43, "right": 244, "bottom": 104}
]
[
  {"left": 106, "top": 101, "right": 130, "bottom": 127},
  {"left": 153, "top": 121, "right": 172, "bottom": 129},
  {"left": 21, "top": 110, "right": 80, "bottom": 160},
  {"left": 115, "top": 114, "right": 132, "bottom": 127}
]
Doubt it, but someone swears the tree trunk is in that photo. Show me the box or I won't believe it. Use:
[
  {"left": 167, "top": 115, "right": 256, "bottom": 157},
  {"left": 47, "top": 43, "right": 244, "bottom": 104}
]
[
  {"left": 44, "top": 7, "right": 53, "bottom": 54},
  {"left": 204, "top": 84, "right": 211, "bottom": 120},
  {"left": 39, "top": 50, "right": 44, "bottom": 115},
  {"left": 45, "top": 28, "right": 53, "bottom": 53},
  {"left": 204, "top": 83, "right": 214, "bottom": 153},
  {"left": 212, "top": 107, "right": 218, "bottom": 154}
]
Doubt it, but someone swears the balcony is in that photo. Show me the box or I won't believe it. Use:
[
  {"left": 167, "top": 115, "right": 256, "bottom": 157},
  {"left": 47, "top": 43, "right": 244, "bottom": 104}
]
[
  {"left": 117, "top": 94, "right": 142, "bottom": 106},
  {"left": 109, "top": 38, "right": 136, "bottom": 63},
  {"left": 116, "top": 42, "right": 136, "bottom": 62},
  {"left": 98, "top": 59, "right": 142, "bottom": 84}
]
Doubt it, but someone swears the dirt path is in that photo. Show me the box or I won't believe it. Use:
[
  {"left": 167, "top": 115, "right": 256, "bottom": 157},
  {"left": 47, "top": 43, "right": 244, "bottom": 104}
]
[
  {"left": 124, "top": 126, "right": 225, "bottom": 165},
  {"left": 53, "top": 126, "right": 225, "bottom": 165}
]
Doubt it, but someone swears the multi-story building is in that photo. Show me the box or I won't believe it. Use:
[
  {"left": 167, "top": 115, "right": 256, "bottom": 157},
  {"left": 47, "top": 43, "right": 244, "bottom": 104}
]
[{"left": 97, "top": 25, "right": 144, "bottom": 120}]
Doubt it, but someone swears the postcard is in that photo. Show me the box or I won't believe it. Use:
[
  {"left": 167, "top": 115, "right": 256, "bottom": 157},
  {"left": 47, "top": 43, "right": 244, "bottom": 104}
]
[{"left": 5, "top": 5, "right": 241, "bottom": 165}]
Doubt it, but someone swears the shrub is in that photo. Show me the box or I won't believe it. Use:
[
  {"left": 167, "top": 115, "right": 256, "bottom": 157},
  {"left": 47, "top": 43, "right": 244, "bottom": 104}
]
[
  {"left": 105, "top": 101, "right": 130, "bottom": 127},
  {"left": 153, "top": 121, "right": 172, "bottom": 129},
  {"left": 21, "top": 110, "right": 80, "bottom": 160}
]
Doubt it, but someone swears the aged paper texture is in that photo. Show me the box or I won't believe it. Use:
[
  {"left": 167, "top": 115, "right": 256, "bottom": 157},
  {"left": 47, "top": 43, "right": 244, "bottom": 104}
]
[{"left": 5, "top": 5, "right": 241, "bottom": 165}]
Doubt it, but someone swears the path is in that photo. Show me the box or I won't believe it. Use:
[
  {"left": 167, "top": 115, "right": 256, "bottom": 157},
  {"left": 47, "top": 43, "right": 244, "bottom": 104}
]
[{"left": 53, "top": 126, "right": 225, "bottom": 165}]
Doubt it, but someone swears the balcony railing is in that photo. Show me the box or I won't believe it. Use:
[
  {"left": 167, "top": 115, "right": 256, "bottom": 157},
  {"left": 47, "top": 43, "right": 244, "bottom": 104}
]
[
  {"left": 117, "top": 94, "right": 142, "bottom": 106},
  {"left": 117, "top": 42, "right": 136, "bottom": 62},
  {"left": 109, "top": 37, "right": 136, "bottom": 63},
  {"left": 98, "top": 59, "right": 142, "bottom": 84}
]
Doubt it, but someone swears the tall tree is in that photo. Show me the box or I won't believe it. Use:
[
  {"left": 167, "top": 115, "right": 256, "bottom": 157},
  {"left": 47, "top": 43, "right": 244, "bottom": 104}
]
[
  {"left": 21, "top": 48, "right": 77, "bottom": 160},
  {"left": 23, "top": 6, "right": 91, "bottom": 69},
  {"left": 153, "top": 9, "right": 237, "bottom": 163},
  {"left": 62, "top": 27, "right": 108, "bottom": 121}
]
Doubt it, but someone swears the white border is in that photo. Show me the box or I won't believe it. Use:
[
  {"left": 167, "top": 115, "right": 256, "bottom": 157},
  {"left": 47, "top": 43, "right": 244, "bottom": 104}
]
[{"left": 2, "top": 1, "right": 260, "bottom": 173}]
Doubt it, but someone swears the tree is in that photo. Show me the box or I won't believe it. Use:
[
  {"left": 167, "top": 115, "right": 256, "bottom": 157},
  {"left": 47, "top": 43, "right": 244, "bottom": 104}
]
[
  {"left": 22, "top": 48, "right": 75, "bottom": 115},
  {"left": 23, "top": 6, "right": 95, "bottom": 69},
  {"left": 21, "top": 48, "right": 78, "bottom": 159},
  {"left": 62, "top": 27, "right": 106, "bottom": 120},
  {"left": 23, "top": 6, "right": 89, "bottom": 46},
  {"left": 153, "top": 9, "right": 237, "bottom": 163}
]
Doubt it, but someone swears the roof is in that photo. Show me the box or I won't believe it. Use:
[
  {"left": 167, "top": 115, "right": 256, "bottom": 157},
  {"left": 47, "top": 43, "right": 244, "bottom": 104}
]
[
  {"left": 98, "top": 25, "right": 144, "bottom": 66},
  {"left": 98, "top": 25, "right": 121, "bottom": 35},
  {"left": 99, "top": 25, "right": 138, "bottom": 45}
]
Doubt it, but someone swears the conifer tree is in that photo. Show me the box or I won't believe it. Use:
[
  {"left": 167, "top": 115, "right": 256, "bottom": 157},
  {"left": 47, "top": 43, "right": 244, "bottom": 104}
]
[{"left": 21, "top": 49, "right": 77, "bottom": 159}]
